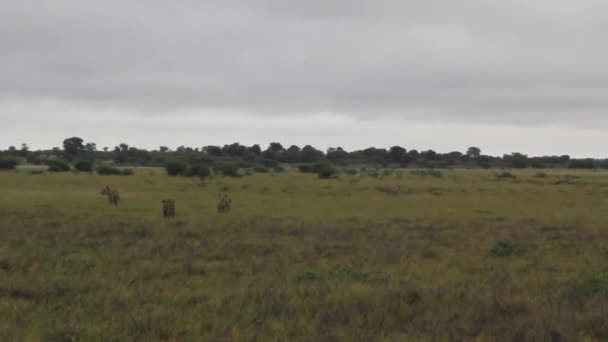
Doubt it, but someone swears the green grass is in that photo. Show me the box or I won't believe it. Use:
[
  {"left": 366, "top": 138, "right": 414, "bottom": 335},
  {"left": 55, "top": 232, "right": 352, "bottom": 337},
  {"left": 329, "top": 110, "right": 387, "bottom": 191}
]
[{"left": 2, "top": 168, "right": 608, "bottom": 340}]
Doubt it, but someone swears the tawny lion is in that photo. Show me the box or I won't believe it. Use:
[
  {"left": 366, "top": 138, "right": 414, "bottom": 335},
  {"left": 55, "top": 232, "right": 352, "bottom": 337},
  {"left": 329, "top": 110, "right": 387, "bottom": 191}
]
[
  {"left": 217, "top": 193, "right": 232, "bottom": 213},
  {"left": 376, "top": 185, "right": 401, "bottom": 195},
  {"left": 162, "top": 199, "right": 176, "bottom": 218},
  {"left": 100, "top": 186, "right": 120, "bottom": 206}
]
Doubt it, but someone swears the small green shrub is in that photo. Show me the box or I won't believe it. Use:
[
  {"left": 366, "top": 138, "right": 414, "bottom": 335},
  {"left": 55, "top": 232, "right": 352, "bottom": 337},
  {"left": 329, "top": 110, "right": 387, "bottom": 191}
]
[
  {"left": 535, "top": 172, "right": 547, "bottom": 178},
  {"left": 490, "top": 240, "right": 525, "bottom": 257},
  {"left": 273, "top": 165, "right": 285, "bottom": 173},
  {"left": 0, "top": 157, "right": 18, "bottom": 170},
  {"left": 74, "top": 160, "right": 94, "bottom": 172},
  {"left": 343, "top": 168, "right": 358, "bottom": 175},
  {"left": 47, "top": 160, "right": 70, "bottom": 172},
  {"left": 254, "top": 165, "right": 269, "bottom": 173}
]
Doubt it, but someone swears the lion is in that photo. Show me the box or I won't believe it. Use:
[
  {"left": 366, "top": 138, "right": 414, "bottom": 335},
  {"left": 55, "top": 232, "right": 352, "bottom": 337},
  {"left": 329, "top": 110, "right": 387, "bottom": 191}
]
[
  {"left": 217, "top": 193, "right": 232, "bottom": 213},
  {"left": 376, "top": 185, "right": 401, "bottom": 195},
  {"left": 162, "top": 199, "right": 176, "bottom": 218},
  {"left": 100, "top": 186, "right": 120, "bottom": 206}
]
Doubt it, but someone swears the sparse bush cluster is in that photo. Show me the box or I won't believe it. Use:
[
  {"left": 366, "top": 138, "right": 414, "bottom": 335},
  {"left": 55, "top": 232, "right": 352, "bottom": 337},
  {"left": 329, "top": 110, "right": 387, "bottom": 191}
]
[
  {"left": 496, "top": 171, "right": 517, "bottom": 180},
  {"left": 299, "top": 162, "right": 338, "bottom": 179},
  {"left": 410, "top": 169, "right": 442, "bottom": 178},
  {"left": 74, "top": 160, "right": 94, "bottom": 172},
  {"left": 490, "top": 240, "right": 525, "bottom": 257},
  {"left": 97, "top": 165, "right": 134, "bottom": 176},
  {"left": 46, "top": 159, "right": 71, "bottom": 172},
  {"left": 0, "top": 157, "right": 18, "bottom": 170}
]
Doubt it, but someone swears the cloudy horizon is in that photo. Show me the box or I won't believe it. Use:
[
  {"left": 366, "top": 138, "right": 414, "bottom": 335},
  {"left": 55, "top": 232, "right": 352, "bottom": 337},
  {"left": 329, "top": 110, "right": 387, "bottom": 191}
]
[{"left": 1, "top": 1, "right": 607, "bottom": 157}]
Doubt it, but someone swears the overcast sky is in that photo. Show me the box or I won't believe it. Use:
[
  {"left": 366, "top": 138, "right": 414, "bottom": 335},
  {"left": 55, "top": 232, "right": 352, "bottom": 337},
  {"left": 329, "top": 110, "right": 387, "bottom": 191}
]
[{"left": 1, "top": 1, "right": 607, "bottom": 156}]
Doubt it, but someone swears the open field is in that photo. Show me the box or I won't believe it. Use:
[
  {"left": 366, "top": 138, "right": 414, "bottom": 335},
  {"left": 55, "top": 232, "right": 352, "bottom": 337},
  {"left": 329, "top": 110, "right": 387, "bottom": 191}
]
[{"left": 2, "top": 168, "right": 608, "bottom": 341}]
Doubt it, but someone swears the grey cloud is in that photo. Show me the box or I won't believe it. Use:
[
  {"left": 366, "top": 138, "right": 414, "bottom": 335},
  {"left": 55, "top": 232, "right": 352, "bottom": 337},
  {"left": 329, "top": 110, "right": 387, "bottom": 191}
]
[{"left": 1, "top": 0, "right": 608, "bottom": 127}]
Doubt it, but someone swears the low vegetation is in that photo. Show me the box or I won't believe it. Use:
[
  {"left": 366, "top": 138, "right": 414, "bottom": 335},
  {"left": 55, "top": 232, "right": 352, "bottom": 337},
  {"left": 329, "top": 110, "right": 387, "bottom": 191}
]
[{"left": 1, "top": 168, "right": 608, "bottom": 340}]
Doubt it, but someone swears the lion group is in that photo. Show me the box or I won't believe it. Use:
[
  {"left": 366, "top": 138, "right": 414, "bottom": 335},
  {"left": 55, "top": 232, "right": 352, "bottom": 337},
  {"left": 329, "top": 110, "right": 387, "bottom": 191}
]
[{"left": 100, "top": 185, "right": 231, "bottom": 218}]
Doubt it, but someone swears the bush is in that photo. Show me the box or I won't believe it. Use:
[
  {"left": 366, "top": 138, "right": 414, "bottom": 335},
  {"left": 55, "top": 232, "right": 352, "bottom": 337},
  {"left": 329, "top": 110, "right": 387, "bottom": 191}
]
[
  {"left": 559, "top": 273, "right": 608, "bottom": 301},
  {"left": 568, "top": 158, "right": 595, "bottom": 169},
  {"left": 216, "top": 163, "right": 240, "bottom": 177},
  {"left": 165, "top": 161, "right": 188, "bottom": 176},
  {"left": 74, "top": 160, "right": 94, "bottom": 172},
  {"left": 315, "top": 163, "right": 337, "bottom": 179},
  {"left": 47, "top": 159, "right": 70, "bottom": 172},
  {"left": 535, "top": 172, "right": 547, "bottom": 178},
  {"left": 273, "top": 165, "right": 285, "bottom": 173},
  {"left": 496, "top": 171, "right": 516, "bottom": 180},
  {"left": 0, "top": 157, "right": 18, "bottom": 170},
  {"left": 343, "top": 168, "right": 358, "bottom": 175},
  {"left": 188, "top": 163, "right": 211, "bottom": 179},
  {"left": 490, "top": 240, "right": 525, "bottom": 257},
  {"left": 254, "top": 165, "right": 269, "bottom": 173},
  {"left": 98, "top": 165, "right": 133, "bottom": 176},
  {"left": 298, "top": 164, "right": 314, "bottom": 173}
]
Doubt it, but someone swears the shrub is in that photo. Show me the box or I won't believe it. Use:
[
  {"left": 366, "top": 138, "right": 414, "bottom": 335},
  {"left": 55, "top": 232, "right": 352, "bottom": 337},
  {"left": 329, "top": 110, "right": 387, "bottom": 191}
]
[
  {"left": 47, "top": 159, "right": 70, "bottom": 172},
  {"left": 559, "top": 273, "right": 608, "bottom": 301},
  {"left": 254, "top": 165, "right": 269, "bottom": 173},
  {"left": 74, "top": 160, "right": 94, "bottom": 172},
  {"left": 428, "top": 169, "right": 442, "bottom": 178},
  {"left": 216, "top": 163, "right": 240, "bottom": 177},
  {"left": 496, "top": 171, "right": 517, "bottom": 180},
  {"left": 490, "top": 240, "right": 525, "bottom": 257},
  {"left": 165, "top": 161, "right": 188, "bottom": 176},
  {"left": 0, "top": 158, "right": 18, "bottom": 170},
  {"left": 568, "top": 158, "right": 595, "bottom": 169},
  {"left": 98, "top": 165, "right": 133, "bottom": 176},
  {"left": 535, "top": 172, "right": 547, "bottom": 178},
  {"left": 298, "top": 164, "right": 314, "bottom": 173},
  {"left": 273, "top": 165, "right": 285, "bottom": 173},
  {"left": 315, "top": 163, "right": 337, "bottom": 179},
  {"left": 343, "top": 168, "right": 358, "bottom": 175},
  {"left": 188, "top": 163, "right": 211, "bottom": 179}
]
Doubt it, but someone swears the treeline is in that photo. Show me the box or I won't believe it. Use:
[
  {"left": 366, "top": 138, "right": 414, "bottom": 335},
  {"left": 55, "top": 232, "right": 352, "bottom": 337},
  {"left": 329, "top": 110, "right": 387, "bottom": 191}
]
[{"left": 0, "top": 137, "right": 607, "bottom": 171}]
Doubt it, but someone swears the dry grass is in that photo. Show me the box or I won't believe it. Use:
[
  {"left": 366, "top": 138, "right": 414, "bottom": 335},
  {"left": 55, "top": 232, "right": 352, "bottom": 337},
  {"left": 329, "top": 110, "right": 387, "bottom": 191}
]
[{"left": 1, "top": 168, "right": 608, "bottom": 340}]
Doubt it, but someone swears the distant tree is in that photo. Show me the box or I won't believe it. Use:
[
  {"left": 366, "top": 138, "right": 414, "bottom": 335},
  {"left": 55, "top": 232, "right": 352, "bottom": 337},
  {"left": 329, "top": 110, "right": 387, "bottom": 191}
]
[
  {"left": 466, "top": 147, "right": 481, "bottom": 159},
  {"left": 268, "top": 142, "right": 285, "bottom": 153},
  {"left": 326, "top": 147, "right": 348, "bottom": 164},
  {"left": 301, "top": 145, "right": 324, "bottom": 163},
  {"left": 568, "top": 158, "right": 595, "bottom": 169},
  {"left": 283, "top": 145, "right": 301, "bottom": 163},
  {"left": 47, "top": 159, "right": 71, "bottom": 172},
  {"left": 63, "top": 137, "right": 85, "bottom": 160},
  {"left": 222, "top": 143, "right": 247, "bottom": 156},
  {"left": 249, "top": 144, "right": 262, "bottom": 155},
  {"left": 389, "top": 146, "right": 406, "bottom": 163},
  {"left": 0, "top": 157, "right": 18, "bottom": 170},
  {"left": 74, "top": 160, "right": 94, "bottom": 172},
  {"left": 19, "top": 143, "right": 29, "bottom": 158},
  {"left": 203, "top": 145, "right": 222, "bottom": 157},
  {"left": 84, "top": 143, "right": 97, "bottom": 153},
  {"left": 159, "top": 146, "right": 170, "bottom": 153},
  {"left": 504, "top": 152, "right": 529, "bottom": 168},
  {"left": 165, "top": 161, "right": 188, "bottom": 176},
  {"left": 188, "top": 163, "right": 211, "bottom": 183}
]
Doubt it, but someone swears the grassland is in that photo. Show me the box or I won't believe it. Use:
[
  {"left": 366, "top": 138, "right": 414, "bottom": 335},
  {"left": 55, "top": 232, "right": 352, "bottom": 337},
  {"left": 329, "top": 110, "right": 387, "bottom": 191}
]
[{"left": 2, "top": 168, "right": 608, "bottom": 341}]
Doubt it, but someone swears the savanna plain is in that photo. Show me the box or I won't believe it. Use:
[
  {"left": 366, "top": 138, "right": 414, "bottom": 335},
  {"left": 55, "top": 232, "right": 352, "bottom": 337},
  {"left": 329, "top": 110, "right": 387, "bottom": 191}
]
[{"left": 2, "top": 168, "right": 608, "bottom": 341}]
